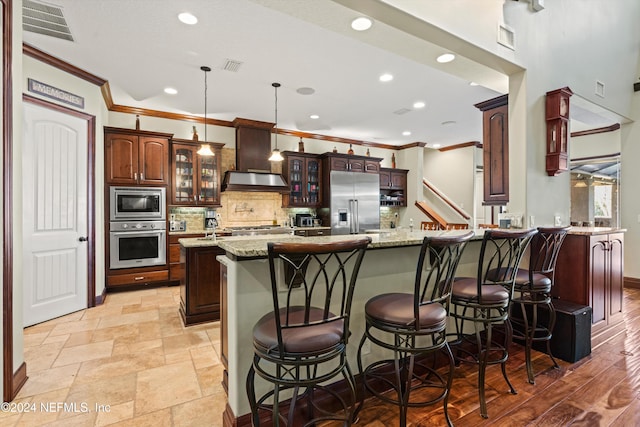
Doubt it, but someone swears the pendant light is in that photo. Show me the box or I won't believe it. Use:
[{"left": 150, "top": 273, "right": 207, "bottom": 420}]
[
  {"left": 196, "top": 66, "right": 215, "bottom": 156},
  {"left": 268, "top": 82, "right": 284, "bottom": 162}
]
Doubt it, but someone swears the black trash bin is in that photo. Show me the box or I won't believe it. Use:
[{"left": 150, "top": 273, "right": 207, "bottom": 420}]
[{"left": 512, "top": 298, "right": 592, "bottom": 363}]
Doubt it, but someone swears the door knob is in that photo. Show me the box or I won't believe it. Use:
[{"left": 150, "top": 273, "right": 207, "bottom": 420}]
[{"left": 78, "top": 236, "right": 88, "bottom": 242}]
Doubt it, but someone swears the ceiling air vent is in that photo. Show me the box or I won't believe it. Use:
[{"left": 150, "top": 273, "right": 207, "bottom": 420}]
[
  {"left": 23, "top": 0, "right": 74, "bottom": 41},
  {"left": 222, "top": 59, "right": 243, "bottom": 72}
]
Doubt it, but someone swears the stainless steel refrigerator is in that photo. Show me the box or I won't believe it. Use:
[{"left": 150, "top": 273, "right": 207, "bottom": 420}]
[{"left": 327, "top": 170, "right": 380, "bottom": 235}]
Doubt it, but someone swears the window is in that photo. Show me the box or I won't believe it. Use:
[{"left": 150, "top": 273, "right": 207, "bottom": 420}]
[{"left": 594, "top": 184, "right": 612, "bottom": 218}]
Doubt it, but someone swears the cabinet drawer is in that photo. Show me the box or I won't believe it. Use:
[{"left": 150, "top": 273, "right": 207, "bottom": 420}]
[{"left": 108, "top": 270, "right": 169, "bottom": 286}]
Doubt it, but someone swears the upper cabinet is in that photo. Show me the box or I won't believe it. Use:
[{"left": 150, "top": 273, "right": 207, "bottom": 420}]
[
  {"left": 171, "top": 139, "right": 223, "bottom": 207},
  {"left": 282, "top": 151, "right": 322, "bottom": 207},
  {"left": 105, "top": 127, "right": 172, "bottom": 186},
  {"left": 379, "top": 167, "right": 408, "bottom": 207},
  {"left": 322, "top": 152, "right": 382, "bottom": 174},
  {"left": 474, "top": 95, "right": 509, "bottom": 206}
]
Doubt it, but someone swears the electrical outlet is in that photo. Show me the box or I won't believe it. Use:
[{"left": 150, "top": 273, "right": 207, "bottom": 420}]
[
  {"left": 529, "top": 215, "right": 535, "bottom": 227},
  {"left": 554, "top": 215, "right": 561, "bottom": 226}
]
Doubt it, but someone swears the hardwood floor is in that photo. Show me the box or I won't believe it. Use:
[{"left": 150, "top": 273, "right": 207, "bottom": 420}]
[
  {"left": 5, "top": 286, "right": 640, "bottom": 426},
  {"left": 353, "top": 287, "right": 640, "bottom": 426}
]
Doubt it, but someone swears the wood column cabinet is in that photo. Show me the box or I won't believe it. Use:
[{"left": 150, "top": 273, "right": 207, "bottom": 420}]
[
  {"left": 105, "top": 127, "right": 171, "bottom": 186},
  {"left": 379, "top": 167, "right": 408, "bottom": 207},
  {"left": 282, "top": 151, "right": 322, "bottom": 207},
  {"left": 322, "top": 152, "right": 382, "bottom": 174},
  {"left": 171, "top": 139, "right": 223, "bottom": 206},
  {"left": 474, "top": 95, "right": 509, "bottom": 206},
  {"left": 179, "top": 244, "right": 225, "bottom": 326},
  {"left": 553, "top": 231, "right": 624, "bottom": 346}
]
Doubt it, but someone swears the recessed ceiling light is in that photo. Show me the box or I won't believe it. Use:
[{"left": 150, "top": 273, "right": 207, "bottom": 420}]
[
  {"left": 413, "top": 101, "right": 426, "bottom": 109},
  {"left": 379, "top": 73, "right": 393, "bottom": 82},
  {"left": 402, "top": 131, "right": 411, "bottom": 136},
  {"left": 178, "top": 12, "right": 198, "bottom": 25},
  {"left": 432, "top": 144, "right": 442, "bottom": 148},
  {"left": 296, "top": 87, "right": 315, "bottom": 95},
  {"left": 310, "top": 114, "right": 319, "bottom": 119},
  {"left": 436, "top": 53, "right": 456, "bottom": 63},
  {"left": 351, "top": 17, "right": 373, "bottom": 31},
  {"left": 164, "top": 87, "right": 178, "bottom": 95},
  {"left": 469, "top": 81, "right": 479, "bottom": 86}
]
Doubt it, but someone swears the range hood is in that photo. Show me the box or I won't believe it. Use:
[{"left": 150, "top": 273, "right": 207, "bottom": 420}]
[
  {"left": 222, "top": 117, "right": 289, "bottom": 193},
  {"left": 221, "top": 170, "right": 288, "bottom": 193}
]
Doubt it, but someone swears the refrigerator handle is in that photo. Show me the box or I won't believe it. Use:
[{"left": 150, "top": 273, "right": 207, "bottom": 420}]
[
  {"left": 354, "top": 199, "right": 359, "bottom": 233},
  {"left": 349, "top": 199, "right": 355, "bottom": 234}
]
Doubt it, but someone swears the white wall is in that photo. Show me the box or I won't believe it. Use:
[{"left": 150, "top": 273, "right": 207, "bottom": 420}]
[
  {"left": 621, "top": 93, "right": 640, "bottom": 279},
  {"left": 422, "top": 145, "right": 475, "bottom": 223},
  {"left": 571, "top": 130, "right": 621, "bottom": 159}
]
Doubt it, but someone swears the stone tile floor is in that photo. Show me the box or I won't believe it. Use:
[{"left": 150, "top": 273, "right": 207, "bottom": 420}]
[{"left": 1, "top": 286, "right": 225, "bottom": 427}]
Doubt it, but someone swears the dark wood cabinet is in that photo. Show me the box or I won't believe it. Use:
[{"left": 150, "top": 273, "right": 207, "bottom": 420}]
[
  {"left": 379, "top": 167, "right": 408, "bottom": 207},
  {"left": 171, "top": 139, "right": 223, "bottom": 206},
  {"left": 180, "top": 244, "right": 225, "bottom": 326},
  {"left": 553, "top": 232, "right": 624, "bottom": 346},
  {"left": 293, "top": 228, "right": 331, "bottom": 237},
  {"left": 474, "top": 95, "right": 509, "bottom": 206},
  {"left": 169, "top": 234, "right": 205, "bottom": 283},
  {"left": 282, "top": 151, "right": 322, "bottom": 207},
  {"left": 105, "top": 127, "right": 171, "bottom": 185},
  {"left": 323, "top": 152, "right": 382, "bottom": 173}
]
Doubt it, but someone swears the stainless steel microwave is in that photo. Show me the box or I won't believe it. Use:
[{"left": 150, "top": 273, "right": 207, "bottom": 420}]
[{"left": 109, "top": 186, "right": 166, "bottom": 221}]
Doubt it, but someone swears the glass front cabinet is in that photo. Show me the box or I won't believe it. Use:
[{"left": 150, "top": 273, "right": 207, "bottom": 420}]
[
  {"left": 282, "top": 151, "right": 322, "bottom": 207},
  {"left": 171, "top": 140, "right": 223, "bottom": 206}
]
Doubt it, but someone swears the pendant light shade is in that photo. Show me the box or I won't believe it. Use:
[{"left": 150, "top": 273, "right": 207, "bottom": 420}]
[
  {"left": 197, "top": 66, "right": 214, "bottom": 156},
  {"left": 268, "top": 82, "right": 284, "bottom": 162}
]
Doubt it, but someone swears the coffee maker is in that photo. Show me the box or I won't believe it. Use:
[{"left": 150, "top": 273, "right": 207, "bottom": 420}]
[{"left": 204, "top": 208, "right": 218, "bottom": 230}]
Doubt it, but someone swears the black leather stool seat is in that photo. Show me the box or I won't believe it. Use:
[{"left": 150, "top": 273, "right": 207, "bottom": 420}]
[
  {"left": 514, "top": 270, "right": 552, "bottom": 291},
  {"left": 452, "top": 277, "right": 509, "bottom": 304},
  {"left": 365, "top": 293, "right": 446, "bottom": 330},
  {"left": 253, "top": 306, "right": 343, "bottom": 354}
]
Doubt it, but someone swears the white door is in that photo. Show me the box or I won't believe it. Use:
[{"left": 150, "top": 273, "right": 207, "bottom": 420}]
[{"left": 22, "top": 102, "right": 88, "bottom": 327}]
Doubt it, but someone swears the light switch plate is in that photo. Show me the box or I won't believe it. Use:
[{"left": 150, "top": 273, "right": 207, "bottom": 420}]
[{"left": 554, "top": 215, "right": 562, "bottom": 226}]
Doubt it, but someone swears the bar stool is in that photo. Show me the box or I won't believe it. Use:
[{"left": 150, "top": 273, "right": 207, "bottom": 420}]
[
  {"left": 355, "top": 231, "right": 474, "bottom": 426},
  {"left": 448, "top": 228, "right": 537, "bottom": 418},
  {"left": 246, "top": 237, "right": 371, "bottom": 426},
  {"left": 510, "top": 226, "right": 570, "bottom": 384}
]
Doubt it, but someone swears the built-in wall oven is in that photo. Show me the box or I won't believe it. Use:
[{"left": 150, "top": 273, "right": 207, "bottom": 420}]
[{"left": 109, "top": 186, "right": 167, "bottom": 269}]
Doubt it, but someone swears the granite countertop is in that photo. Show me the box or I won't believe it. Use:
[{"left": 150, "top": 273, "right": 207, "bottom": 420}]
[
  {"left": 170, "top": 229, "right": 231, "bottom": 236},
  {"left": 180, "top": 229, "right": 481, "bottom": 258},
  {"left": 293, "top": 226, "right": 332, "bottom": 231},
  {"left": 566, "top": 226, "right": 626, "bottom": 236}
]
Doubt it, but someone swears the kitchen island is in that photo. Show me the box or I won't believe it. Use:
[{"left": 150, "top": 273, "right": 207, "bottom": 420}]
[
  {"left": 179, "top": 226, "right": 626, "bottom": 426},
  {"left": 184, "top": 229, "right": 482, "bottom": 426}
]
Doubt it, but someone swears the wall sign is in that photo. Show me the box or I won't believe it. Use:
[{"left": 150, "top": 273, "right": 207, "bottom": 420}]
[{"left": 27, "top": 78, "right": 85, "bottom": 109}]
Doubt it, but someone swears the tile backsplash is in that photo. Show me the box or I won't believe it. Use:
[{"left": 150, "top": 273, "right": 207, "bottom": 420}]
[{"left": 169, "top": 193, "right": 316, "bottom": 232}]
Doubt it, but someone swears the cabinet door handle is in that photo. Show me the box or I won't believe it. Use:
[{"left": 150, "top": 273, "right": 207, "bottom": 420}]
[
  {"left": 78, "top": 236, "right": 88, "bottom": 242},
  {"left": 134, "top": 276, "right": 145, "bottom": 281},
  {"left": 134, "top": 172, "right": 138, "bottom": 181},
  {"left": 141, "top": 173, "right": 144, "bottom": 181}
]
